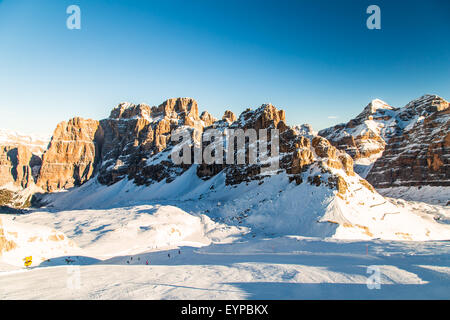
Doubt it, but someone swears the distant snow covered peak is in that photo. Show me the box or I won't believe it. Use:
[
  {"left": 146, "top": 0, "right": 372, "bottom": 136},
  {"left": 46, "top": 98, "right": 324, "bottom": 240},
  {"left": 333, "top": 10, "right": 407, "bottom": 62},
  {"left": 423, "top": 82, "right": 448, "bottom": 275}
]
[
  {"left": 370, "top": 98, "right": 390, "bottom": 107},
  {"left": 0, "top": 129, "right": 50, "bottom": 155},
  {"left": 355, "top": 99, "right": 396, "bottom": 120},
  {"left": 368, "top": 98, "right": 395, "bottom": 112},
  {"left": 293, "top": 124, "right": 317, "bottom": 139}
]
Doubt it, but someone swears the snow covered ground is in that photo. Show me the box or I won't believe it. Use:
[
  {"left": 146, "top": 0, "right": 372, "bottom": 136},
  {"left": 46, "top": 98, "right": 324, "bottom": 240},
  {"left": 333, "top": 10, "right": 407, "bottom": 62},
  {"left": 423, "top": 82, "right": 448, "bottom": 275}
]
[
  {"left": 378, "top": 186, "right": 450, "bottom": 206},
  {"left": 1, "top": 164, "right": 448, "bottom": 299},
  {"left": 0, "top": 233, "right": 449, "bottom": 299},
  {"left": 0, "top": 201, "right": 449, "bottom": 299}
]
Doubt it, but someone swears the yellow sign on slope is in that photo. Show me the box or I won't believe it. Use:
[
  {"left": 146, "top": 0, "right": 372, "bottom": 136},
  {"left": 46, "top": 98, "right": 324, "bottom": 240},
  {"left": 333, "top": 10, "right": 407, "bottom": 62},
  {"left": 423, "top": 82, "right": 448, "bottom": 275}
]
[{"left": 23, "top": 256, "right": 32, "bottom": 267}]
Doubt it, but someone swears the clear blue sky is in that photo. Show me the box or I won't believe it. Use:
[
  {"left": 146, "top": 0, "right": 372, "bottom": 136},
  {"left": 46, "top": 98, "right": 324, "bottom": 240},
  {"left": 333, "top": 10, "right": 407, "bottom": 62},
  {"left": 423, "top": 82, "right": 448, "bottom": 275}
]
[{"left": 0, "top": 0, "right": 449, "bottom": 136}]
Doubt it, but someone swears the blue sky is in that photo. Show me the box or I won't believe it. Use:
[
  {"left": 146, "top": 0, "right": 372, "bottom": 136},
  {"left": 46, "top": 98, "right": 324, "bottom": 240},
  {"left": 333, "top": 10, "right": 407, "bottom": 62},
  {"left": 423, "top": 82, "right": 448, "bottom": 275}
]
[{"left": 0, "top": 0, "right": 449, "bottom": 135}]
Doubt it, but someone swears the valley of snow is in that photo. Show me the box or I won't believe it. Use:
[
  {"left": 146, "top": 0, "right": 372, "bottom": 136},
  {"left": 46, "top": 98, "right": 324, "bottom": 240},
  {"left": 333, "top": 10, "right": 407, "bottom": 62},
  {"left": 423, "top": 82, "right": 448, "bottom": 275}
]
[{"left": 1, "top": 167, "right": 449, "bottom": 299}]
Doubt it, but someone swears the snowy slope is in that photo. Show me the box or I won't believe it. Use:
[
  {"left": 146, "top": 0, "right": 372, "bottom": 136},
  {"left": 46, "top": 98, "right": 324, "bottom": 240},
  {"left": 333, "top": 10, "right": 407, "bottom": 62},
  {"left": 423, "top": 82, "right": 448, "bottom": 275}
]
[
  {"left": 0, "top": 216, "right": 80, "bottom": 267},
  {"left": 1, "top": 173, "right": 448, "bottom": 299},
  {"left": 0, "top": 235, "right": 448, "bottom": 299},
  {"left": 8, "top": 205, "right": 246, "bottom": 260},
  {"left": 36, "top": 164, "right": 450, "bottom": 241}
]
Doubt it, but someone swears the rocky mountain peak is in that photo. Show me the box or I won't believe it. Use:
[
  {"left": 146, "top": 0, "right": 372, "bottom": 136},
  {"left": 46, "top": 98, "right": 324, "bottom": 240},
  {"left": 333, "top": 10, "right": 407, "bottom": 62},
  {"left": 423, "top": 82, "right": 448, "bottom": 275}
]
[
  {"left": 233, "top": 103, "right": 286, "bottom": 131},
  {"left": 404, "top": 94, "right": 448, "bottom": 113},
  {"left": 293, "top": 124, "right": 317, "bottom": 139},
  {"left": 366, "top": 95, "right": 449, "bottom": 190},
  {"left": 109, "top": 102, "right": 152, "bottom": 120},
  {"left": 153, "top": 97, "right": 199, "bottom": 119},
  {"left": 200, "top": 111, "right": 218, "bottom": 127},
  {"left": 222, "top": 110, "right": 237, "bottom": 123},
  {"left": 356, "top": 99, "right": 396, "bottom": 120}
]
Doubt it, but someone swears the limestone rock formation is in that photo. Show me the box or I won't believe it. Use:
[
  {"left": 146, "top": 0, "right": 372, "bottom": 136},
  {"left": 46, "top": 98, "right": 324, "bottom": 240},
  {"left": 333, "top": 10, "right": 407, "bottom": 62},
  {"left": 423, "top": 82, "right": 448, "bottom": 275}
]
[
  {"left": 200, "top": 111, "right": 217, "bottom": 127},
  {"left": 3, "top": 94, "right": 446, "bottom": 209},
  {"left": 37, "top": 117, "right": 103, "bottom": 192},
  {"left": 0, "top": 145, "right": 38, "bottom": 189},
  {"left": 319, "top": 99, "right": 398, "bottom": 177},
  {"left": 222, "top": 110, "right": 237, "bottom": 123},
  {"left": 195, "top": 103, "right": 354, "bottom": 192},
  {"left": 367, "top": 96, "right": 449, "bottom": 188},
  {"left": 98, "top": 98, "right": 209, "bottom": 186},
  {"left": 0, "top": 129, "right": 48, "bottom": 192},
  {"left": 320, "top": 95, "right": 449, "bottom": 188}
]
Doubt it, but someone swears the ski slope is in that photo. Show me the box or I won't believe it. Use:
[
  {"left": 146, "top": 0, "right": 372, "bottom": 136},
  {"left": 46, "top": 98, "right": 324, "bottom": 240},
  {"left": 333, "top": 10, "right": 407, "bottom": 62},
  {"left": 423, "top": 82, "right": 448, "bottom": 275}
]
[
  {"left": 0, "top": 200, "right": 449, "bottom": 299},
  {"left": 0, "top": 235, "right": 449, "bottom": 299}
]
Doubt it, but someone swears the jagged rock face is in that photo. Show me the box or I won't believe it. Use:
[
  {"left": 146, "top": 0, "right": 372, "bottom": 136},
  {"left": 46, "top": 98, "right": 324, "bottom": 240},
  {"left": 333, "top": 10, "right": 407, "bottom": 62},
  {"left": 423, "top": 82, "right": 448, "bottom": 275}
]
[
  {"left": 0, "top": 130, "right": 48, "bottom": 191},
  {"left": 367, "top": 99, "right": 449, "bottom": 188},
  {"left": 198, "top": 104, "right": 287, "bottom": 184},
  {"left": 98, "top": 98, "right": 206, "bottom": 186},
  {"left": 222, "top": 110, "right": 237, "bottom": 123},
  {"left": 0, "top": 129, "right": 48, "bottom": 155},
  {"left": 96, "top": 101, "right": 355, "bottom": 199},
  {"left": 292, "top": 124, "right": 317, "bottom": 139},
  {"left": 319, "top": 99, "right": 397, "bottom": 167},
  {"left": 195, "top": 103, "right": 354, "bottom": 192},
  {"left": 0, "top": 145, "right": 38, "bottom": 189},
  {"left": 37, "top": 117, "right": 103, "bottom": 192},
  {"left": 233, "top": 104, "right": 285, "bottom": 131},
  {"left": 396, "top": 94, "right": 449, "bottom": 123},
  {"left": 200, "top": 111, "right": 217, "bottom": 127},
  {"left": 320, "top": 95, "right": 450, "bottom": 183}
]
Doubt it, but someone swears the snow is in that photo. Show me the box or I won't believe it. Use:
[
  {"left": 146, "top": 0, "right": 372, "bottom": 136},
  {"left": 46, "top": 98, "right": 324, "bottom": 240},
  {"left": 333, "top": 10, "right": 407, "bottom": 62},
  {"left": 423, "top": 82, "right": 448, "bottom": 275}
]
[
  {"left": 0, "top": 129, "right": 49, "bottom": 155},
  {"left": 0, "top": 233, "right": 448, "bottom": 299},
  {"left": 0, "top": 215, "right": 81, "bottom": 267},
  {"left": 293, "top": 124, "right": 317, "bottom": 139},
  {"left": 0, "top": 95, "right": 448, "bottom": 299},
  {"left": 378, "top": 186, "right": 450, "bottom": 206},
  {"left": 0, "top": 163, "right": 449, "bottom": 299},
  {"left": 30, "top": 163, "right": 449, "bottom": 242}
]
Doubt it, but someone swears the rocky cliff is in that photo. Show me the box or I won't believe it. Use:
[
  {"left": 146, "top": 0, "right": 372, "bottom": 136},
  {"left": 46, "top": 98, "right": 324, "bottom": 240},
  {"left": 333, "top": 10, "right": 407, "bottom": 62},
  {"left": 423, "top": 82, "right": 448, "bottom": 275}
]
[
  {"left": 320, "top": 95, "right": 449, "bottom": 188},
  {"left": 1, "top": 95, "right": 448, "bottom": 209},
  {"left": 37, "top": 117, "right": 103, "bottom": 192},
  {"left": 366, "top": 95, "right": 449, "bottom": 188},
  {"left": 319, "top": 99, "right": 398, "bottom": 177},
  {"left": 0, "top": 130, "right": 48, "bottom": 191},
  {"left": 29, "top": 98, "right": 357, "bottom": 201},
  {"left": 0, "top": 145, "right": 39, "bottom": 189}
]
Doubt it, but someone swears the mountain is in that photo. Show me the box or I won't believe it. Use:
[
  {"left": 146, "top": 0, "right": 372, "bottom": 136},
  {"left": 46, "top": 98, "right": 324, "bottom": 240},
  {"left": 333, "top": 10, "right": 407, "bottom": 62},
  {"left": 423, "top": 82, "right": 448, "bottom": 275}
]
[
  {"left": 318, "top": 99, "right": 398, "bottom": 177},
  {"left": 1, "top": 97, "right": 449, "bottom": 300},
  {"left": 36, "top": 118, "right": 103, "bottom": 192},
  {"left": 20, "top": 98, "right": 447, "bottom": 241},
  {"left": 0, "top": 129, "right": 49, "bottom": 155},
  {"left": 0, "top": 130, "right": 49, "bottom": 207},
  {"left": 366, "top": 95, "right": 449, "bottom": 203},
  {"left": 319, "top": 94, "right": 449, "bottom": 204},
  {"left": 0, "top": 97, "right": 448, "bottom": 241}
]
